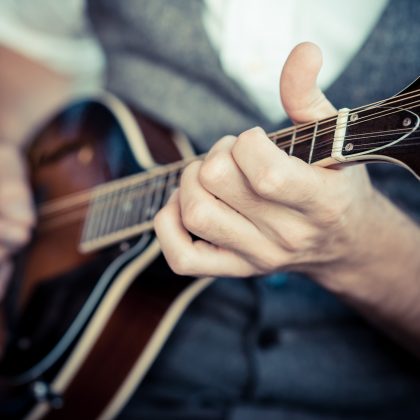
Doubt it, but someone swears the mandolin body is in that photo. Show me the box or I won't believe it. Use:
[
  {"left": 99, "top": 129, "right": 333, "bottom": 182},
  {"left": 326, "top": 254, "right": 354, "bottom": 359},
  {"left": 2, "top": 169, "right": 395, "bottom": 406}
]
[
  {"left": 1, "top": 75, "right": 419, "bottom": 419},
  {"left": 0, "top": 94, "right": 212, "bottom": 419}
]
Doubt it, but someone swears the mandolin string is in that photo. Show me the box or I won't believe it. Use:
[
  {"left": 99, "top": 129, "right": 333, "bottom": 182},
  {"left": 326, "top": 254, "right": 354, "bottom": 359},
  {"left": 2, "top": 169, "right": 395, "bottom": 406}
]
[
  {"left": 40, "top": 130, "right": 420, "bottom": 231},
  {"left": 331, "top": 137, "right": 420, "bottom": 151},
  {"left": 38, "top": 121, "right": 418, "bottom": 223},
  {"left": 44, "top": 88, "right": 420, "bottom": 212},
  {"left": 345, "top": 128, "right": 412, "bottom": 138},
  {"left": 40, "top": 129, "right": 420, "bottom": 235},
  {"left": 45, "top": 134, "right": 420, "bottom": 233},
  {"left": 270, "top": 87, "right": 420, "bottom": 141},
  {"left": 311, "top": 127, "right": 415, "bottom": 151},
  {"left": 269, "top": 86, "right": 420, "bottom": 141},
  {"left": 38, "top": 92, "right": 420, "bottom": 219},
  {"left": 39, "top": 170, "right": 184, "bottom": 220},
  {"left": 38, "top": 116, "right": 417, "bottom": 222},
  {"left": 268, "top": 99, "right": 420, "bottom": 152},
  {"left": 281, "top": 95, "right": 420, "bottom": 149},
  {"left": 39, "top": 178, "right": 180, "bottom": 231},
  {"left": 39, "top": 128, "right": 419, "bottom": 231},
  {"left": 271, "top": 95, "right": 420, "bottom": 145},
  {"left": 39, "top": 158, "right": 195, "bottom": 216}
]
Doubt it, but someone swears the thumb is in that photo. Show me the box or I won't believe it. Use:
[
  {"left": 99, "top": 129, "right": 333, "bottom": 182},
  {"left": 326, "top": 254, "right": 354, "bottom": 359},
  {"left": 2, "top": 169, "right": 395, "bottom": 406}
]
[{"left": 280, "top": 42, "right": 337, "bottom": 123}]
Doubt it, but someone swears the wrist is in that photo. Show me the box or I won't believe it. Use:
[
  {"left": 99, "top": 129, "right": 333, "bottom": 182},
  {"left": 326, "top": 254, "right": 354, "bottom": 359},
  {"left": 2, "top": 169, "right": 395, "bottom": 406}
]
[{"left": 311, "top": 189, "right": 420, "bottom": 298}]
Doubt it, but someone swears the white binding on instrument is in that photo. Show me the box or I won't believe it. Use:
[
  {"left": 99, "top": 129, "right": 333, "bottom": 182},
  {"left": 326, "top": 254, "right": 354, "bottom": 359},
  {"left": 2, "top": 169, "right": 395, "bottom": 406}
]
[{"left": 26, "top": 92, "right": 214, "bottom": 420}]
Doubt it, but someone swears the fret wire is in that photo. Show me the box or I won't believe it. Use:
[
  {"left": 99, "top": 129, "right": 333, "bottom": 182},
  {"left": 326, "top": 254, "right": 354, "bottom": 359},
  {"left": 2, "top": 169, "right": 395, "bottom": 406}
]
[
  {"left": 89, "top": 193, "right": 106, "bottom": 241},
  {"left": 145, "top": 177, "right": 160, "bottom": 221},
  {"left": 106, "top": 188, "right": 117, "bottom": 236},
  {"left": 121, "top": 185, "right": 136, "bottom": 229},
  {"left": 132, "top": 184, "right": 146, "bottom": 229},
  {"left": 116, "top": 186, "right": 127, "bottom": 232},
  {"left": 115, "top": 187, "right": 127, "bottom": 234},
  {"left": 90, "top": 170, "right": 181, "bottom": 245},
  {"left": 83, "top": 111, "right": 354, "bottom": 246},
  {"left": 270, "top": 118, "right": 330, "bottom": 147},
  {"left": 265, "top": 87, "right": 420, "bottom": 143},
  {"left": 139, "top": 179, "right": 156, "bottom": 225},
  {"left": 118, "top": 186, "right": 131, "bottom": 229},
  {"left": 127, "top": 185, "right": 141, "bottom": 230},
  {"left": 99, "top": 187, "right": 118, "bottom": 238},
  {"left": 132, "top": 182, "right": 148, "bottom": 229},
  {"left": 289, "top": 126, "right": 296, "bottom": 156},
  {"left": 97, "top": 193, "right": 112, "bottom": 240},
  {"left": 308, "top": 121, "right": 318, "bottom": 164},
  {"left": 107, "top": 187, "right": 120, "bottom": 236},
  {"left": 73, "top": 91, "right": 420, "bottom": 251},
  {"left": 149, "top": 175, "right": 166, "bottom": 219},
  {"left": 84, "top": 115, "right": 336, "bottom": 246},
  {"left": 82, "top": 196, "right": 96, "bottom": 243},
  {"left": 162, "top": 169, "right": 178, "bottom": 204}
]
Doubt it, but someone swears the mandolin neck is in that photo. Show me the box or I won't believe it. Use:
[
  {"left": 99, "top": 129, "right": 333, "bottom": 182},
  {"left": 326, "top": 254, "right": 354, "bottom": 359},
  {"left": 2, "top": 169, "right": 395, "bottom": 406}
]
[{"left": 78, "top": 78, "right": 420, "bottom": 252}]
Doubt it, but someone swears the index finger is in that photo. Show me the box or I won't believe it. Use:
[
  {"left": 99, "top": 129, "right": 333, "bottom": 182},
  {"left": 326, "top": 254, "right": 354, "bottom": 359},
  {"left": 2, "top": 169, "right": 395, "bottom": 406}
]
[{"left": 231, "top": 127, "right": 323, "bottom": 211}]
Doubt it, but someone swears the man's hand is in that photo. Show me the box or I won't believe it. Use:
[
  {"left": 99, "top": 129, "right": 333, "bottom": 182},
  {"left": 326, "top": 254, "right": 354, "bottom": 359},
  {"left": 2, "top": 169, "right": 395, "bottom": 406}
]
[
  {"left": 155, "top": 42, "right": 420, "bottom": 356},
  {"left": 0, "top": 144, "right": 34, "bottom": 298},
  {"left": 154, "top": 42, "right": 373, "bottom": 280}
]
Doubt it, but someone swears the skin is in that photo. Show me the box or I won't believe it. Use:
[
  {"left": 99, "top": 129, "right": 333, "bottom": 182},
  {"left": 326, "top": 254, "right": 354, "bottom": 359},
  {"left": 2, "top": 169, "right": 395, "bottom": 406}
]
[
  {"left": 154, "top": 42, "right": 420, "bottom": 357},
  {"left": 0, "top": 45, "right": 71, "bottom": 299},
  {"left": 1, "top": 41, "right": 419, "bottom": 357}
]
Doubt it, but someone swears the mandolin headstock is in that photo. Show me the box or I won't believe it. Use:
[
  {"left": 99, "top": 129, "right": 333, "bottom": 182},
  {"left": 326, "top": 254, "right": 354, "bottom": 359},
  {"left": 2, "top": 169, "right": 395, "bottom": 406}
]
[{"left": 332, "top": 76, "right": 420, "bottom": 179}]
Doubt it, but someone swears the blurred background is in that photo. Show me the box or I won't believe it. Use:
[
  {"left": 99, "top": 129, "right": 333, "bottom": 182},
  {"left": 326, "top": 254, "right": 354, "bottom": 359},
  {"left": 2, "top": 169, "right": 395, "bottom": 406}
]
[
  {"left": 0, "top": 0, "right": 389, "bottom": 147},
  {"left": 0, "top": 0, "right": 104, "bottom": 146}
]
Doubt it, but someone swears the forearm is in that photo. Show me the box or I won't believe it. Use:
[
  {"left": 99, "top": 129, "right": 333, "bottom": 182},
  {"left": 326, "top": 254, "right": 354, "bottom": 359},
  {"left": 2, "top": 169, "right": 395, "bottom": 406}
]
[
  {"left": 316, "top": 189, "right": 420, "bottom": 357},
  {"left": 0, "top": 45, "right": 72, "bottom": 147}
]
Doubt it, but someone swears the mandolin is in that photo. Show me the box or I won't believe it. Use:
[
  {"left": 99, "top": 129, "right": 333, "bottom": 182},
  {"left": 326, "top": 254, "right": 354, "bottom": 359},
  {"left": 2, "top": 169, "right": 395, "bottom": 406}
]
[{"left": 0, "top": 76, "right": 419, "bottom": 420}]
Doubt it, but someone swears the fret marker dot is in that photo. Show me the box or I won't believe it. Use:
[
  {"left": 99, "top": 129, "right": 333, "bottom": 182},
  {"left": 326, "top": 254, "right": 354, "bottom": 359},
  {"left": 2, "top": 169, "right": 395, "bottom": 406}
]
[
  {"left": 345, "top": 143, "right": 354, "bottom": 152},
  {"left": 402, "top": 117, "right": 411, "bottom": 127},
  {"left": 122, "top": 201, "right": 133, "bottom": 212}
]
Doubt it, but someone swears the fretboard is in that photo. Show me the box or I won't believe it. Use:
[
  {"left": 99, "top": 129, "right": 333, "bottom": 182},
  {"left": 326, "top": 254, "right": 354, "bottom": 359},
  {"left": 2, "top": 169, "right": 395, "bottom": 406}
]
[{"left": 79, "top": 116, "right": 337, "bottom": 252}]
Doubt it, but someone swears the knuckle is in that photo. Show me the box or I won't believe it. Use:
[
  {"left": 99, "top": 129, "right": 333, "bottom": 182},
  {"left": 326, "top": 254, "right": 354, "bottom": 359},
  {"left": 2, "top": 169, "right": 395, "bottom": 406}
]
[
  {"left": 283, "top": 234, "right": 308, "bottom": 254},
  {"left": 318, "top": 203, "right": 343, "bottom": 226},
  {"left": 180, "top": 161, "right": 200, "bottom": 187},
  {"left": 312, "top": 189, "right": 349, "bottom": 225},
  {"left": 255, "top": 252, "right": 281, "bottom": 273},
  {"left": 169, "top": 250, "right": 193, "bottom": 275},
  {"left": 237, "top": 126, "right": 262, "bottom": 145},
  {"left": 182, "top": 200, "right": 210, "bottom": 234},
  {"left": 278, "top": 237, "right": 300, "bottom": 254},
  {"left": 200, "top": 152, "right": 232, "bottom": 188},
  {"left": 277, "top": 225, "right": 310, "bottom": 253},
  {"left": 253, "top": 166, "right": 284, "bottom": 198},
  {"left": 234, "top": 129, "right": 255, "bottom": 156},
  {"left": 239, "top": 263, "right": 260, "bottom": 278}
]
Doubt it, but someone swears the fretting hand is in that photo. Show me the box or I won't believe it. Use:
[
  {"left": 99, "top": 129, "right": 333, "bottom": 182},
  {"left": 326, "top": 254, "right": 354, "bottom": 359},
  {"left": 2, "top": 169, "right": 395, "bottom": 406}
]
[
  {"left": 154, "top": 42, "right": 374, "bottom": 283},
  {"left": 155, "top": 43, "right": 420, "bottom": 357}
]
